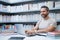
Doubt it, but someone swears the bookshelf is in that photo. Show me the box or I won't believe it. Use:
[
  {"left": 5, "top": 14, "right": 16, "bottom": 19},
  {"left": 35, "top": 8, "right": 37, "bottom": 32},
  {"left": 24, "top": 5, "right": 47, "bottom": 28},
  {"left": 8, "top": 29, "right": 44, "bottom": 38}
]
[
  {"left": 0, "top": 0, "right": 59, "bottom": 6},
  {"left": 0, "top": 0, "right": 60, "bottom": 35}
]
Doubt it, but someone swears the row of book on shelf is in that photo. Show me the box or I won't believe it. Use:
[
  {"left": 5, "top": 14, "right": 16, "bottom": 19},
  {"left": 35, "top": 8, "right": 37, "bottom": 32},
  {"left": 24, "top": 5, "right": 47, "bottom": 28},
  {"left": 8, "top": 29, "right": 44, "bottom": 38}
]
[
  {"left": 0, "top": 1, "right": 60, "bottom": 13},
  {"left": 0, "top": 24, "right": 34, "bottom": 34},
  {"left": 0, "top": 14, "right": 40, "bottom": 22},
  {"left": 0, "top": 13, "right": 60, "bottom": 22},
  {"left": 0, "top": 1, "right": 56, "bottom": 12}
]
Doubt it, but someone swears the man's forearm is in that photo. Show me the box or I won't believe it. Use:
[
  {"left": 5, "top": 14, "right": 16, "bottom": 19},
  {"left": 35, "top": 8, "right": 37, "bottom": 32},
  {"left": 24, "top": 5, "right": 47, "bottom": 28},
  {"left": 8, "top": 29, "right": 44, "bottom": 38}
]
[{"left": 36, "top": 29, "right": 48, "bottom": 33}]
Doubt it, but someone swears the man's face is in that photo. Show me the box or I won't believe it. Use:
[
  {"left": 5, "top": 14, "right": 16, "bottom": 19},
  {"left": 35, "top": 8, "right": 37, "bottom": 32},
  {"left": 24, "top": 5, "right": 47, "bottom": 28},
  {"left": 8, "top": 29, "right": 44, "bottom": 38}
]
[{"left": 40, "top": 8, "right": 49, "bottom": 18}]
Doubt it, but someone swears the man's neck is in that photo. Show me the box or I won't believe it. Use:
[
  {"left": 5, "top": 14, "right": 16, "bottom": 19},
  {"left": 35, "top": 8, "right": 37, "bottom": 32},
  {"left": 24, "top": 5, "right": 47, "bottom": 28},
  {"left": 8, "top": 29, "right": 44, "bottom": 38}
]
[{"left": 44, "top": 16, "right": 49, "bottom": 20}]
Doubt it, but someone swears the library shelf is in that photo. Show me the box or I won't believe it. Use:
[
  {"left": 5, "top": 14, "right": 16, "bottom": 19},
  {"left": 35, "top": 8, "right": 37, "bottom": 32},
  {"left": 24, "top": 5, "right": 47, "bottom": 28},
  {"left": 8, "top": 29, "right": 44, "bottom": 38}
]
[
  {"left": 0, "top": 21, "right": 59, "bottom": 25},
  {"left": 0, "top": 8, "right": 60, "bottom": 15},
  {"left": 0, "top": 22, "right": 37, "bottom": 24}
]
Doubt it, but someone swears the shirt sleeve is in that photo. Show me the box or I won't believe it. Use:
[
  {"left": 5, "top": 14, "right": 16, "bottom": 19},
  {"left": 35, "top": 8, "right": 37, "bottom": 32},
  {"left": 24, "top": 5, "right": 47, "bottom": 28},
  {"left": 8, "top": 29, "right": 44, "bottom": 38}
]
[{"left": 49, "top": 20, "right": 57, "bottom": 27}]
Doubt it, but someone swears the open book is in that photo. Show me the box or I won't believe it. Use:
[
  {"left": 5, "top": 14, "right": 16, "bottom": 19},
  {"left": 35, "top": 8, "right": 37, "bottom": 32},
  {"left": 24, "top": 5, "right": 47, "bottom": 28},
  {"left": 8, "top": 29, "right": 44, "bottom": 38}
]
[{"left": 25, "top": 33, "right": 47, "bottom": 37}]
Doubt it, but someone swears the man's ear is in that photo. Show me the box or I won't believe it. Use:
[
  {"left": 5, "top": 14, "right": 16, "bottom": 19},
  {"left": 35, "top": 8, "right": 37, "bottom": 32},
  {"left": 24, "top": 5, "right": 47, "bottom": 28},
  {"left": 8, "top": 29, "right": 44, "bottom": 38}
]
[
  {"left": 47, "top": 11, "right": 49, "bottom": 15},
  {"left": 48, "top": 11, "right": 49, "bottom": 14}
]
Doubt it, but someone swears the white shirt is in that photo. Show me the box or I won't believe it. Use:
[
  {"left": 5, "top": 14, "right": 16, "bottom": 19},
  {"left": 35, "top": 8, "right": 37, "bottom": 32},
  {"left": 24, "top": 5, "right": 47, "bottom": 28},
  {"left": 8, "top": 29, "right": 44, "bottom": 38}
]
[{"left": 37, "top": 17, "right": 57, "bottom": 29}]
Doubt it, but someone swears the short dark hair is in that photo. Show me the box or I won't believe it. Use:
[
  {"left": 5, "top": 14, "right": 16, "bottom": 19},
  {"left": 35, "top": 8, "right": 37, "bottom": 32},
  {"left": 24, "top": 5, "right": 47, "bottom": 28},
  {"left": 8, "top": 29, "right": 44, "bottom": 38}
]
[{"left": 41, "top": 6, "right": 49, "bottom": 11}]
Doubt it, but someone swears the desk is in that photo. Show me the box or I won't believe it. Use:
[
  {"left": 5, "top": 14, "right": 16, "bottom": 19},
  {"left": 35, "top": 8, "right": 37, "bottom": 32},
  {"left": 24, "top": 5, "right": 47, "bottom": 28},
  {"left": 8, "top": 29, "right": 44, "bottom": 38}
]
[
  {"left": 0, "top": 34, "right": 26, "bottom": 40},
  {"left": 0, "top": 34, "right": 60, "bottom": 40},
  {"left": 23, "top": 35, "right": 60, "bottom": 40}
]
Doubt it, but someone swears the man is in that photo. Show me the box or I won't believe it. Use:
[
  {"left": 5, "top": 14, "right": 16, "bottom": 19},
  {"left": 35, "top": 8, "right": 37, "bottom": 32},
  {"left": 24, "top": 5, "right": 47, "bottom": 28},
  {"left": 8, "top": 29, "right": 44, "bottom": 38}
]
[{"left": 24, "top": 6, "right": 57, "bottom": 40}]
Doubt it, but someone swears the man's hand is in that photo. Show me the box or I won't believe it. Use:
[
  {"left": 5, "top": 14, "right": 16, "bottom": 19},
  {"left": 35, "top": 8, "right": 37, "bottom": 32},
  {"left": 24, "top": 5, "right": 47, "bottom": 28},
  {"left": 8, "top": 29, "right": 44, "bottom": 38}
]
[{"left": 25, "top": 30, "right": 35, "bottom": 35}]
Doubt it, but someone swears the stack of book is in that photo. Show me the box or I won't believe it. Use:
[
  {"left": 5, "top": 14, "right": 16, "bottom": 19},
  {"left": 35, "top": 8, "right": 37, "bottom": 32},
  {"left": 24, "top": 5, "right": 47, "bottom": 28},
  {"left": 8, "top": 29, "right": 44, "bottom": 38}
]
[
  {"left": 47, "top": 30, "right": 60, "bottom": 38},
  {"left": 1, "top": 24, "right": 17, "bottom": 33}
]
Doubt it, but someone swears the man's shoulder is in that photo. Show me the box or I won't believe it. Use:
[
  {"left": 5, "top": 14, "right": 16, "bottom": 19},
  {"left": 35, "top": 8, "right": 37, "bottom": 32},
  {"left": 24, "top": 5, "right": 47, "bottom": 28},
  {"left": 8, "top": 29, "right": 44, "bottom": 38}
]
[{"left": 50, "top": 18, "right": 56, "bottom": 22}]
